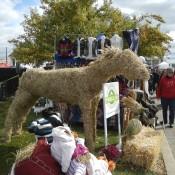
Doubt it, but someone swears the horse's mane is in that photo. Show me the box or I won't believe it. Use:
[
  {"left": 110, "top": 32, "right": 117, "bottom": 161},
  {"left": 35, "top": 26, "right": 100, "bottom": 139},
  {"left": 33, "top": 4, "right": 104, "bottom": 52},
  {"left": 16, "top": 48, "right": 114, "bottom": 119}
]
[{"left": 87, "top": 47, "right": 122, "bottom": 67}]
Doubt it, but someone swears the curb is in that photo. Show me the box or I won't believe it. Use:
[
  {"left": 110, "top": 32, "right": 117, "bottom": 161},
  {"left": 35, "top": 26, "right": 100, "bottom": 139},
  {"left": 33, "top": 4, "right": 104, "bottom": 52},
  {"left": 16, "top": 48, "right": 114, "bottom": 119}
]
[{"left": 161, "top": 132, "right": 175, "bottom": 175}]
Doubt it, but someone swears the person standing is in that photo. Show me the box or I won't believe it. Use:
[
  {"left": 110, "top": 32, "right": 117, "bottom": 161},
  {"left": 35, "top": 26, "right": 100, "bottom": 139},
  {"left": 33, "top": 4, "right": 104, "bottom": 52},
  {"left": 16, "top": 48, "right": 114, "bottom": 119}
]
[
  {"left": 152, "top": 67, "right": 160, "bottom": 92},
  {"left": 156, "top": 68, "right": 175, "bottom": 128}
]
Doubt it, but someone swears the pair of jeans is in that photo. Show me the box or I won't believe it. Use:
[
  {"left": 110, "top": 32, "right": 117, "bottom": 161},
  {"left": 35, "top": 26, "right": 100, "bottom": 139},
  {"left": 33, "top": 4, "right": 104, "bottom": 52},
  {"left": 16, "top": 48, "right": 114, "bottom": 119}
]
[
  {"left": 161, "top": 98, "right": 175, "bottom": 124},
  {"left": 123, "top": 28, "right": 139, "bottom": 53}
]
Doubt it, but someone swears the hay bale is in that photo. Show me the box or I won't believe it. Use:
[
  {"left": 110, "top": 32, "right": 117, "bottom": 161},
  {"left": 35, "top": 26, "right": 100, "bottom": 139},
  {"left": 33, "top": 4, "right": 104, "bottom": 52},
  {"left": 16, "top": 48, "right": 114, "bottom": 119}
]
[
  {"left": 123, "top": 126, "right": 162, "bottom": 169},
  {"left": 121, "top": 96, "right": 143, "bottom": 114}
]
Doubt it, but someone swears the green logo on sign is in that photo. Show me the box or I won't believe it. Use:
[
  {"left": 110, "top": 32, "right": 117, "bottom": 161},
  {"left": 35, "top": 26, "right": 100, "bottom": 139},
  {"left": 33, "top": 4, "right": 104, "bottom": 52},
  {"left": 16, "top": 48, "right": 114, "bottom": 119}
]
[{"left": 106, "top": 89, "right": 117, "bottom": 104}]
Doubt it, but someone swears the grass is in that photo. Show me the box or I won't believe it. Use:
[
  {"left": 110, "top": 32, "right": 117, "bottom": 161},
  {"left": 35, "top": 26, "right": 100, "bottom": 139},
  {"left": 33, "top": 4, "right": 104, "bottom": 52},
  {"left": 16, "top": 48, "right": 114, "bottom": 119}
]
[{"left": 0, "top": 99, "right": 155, "bottom": 175}]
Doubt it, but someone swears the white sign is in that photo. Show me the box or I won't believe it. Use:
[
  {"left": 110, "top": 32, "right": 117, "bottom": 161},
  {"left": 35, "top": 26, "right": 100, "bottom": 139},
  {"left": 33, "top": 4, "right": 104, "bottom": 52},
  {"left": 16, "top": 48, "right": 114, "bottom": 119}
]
[
  {"left": 103, "top": 82, "right": 120, "bottom": 119},
  {"left": 103, "top": 82, "right": 121, "bottom": 146}
]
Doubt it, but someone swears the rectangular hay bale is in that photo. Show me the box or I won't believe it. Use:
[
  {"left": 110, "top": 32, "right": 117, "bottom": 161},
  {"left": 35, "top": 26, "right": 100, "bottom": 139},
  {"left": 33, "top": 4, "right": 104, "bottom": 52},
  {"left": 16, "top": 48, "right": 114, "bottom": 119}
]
[{"left": 123, "top": 126, "right": 162, "bottom": 169}]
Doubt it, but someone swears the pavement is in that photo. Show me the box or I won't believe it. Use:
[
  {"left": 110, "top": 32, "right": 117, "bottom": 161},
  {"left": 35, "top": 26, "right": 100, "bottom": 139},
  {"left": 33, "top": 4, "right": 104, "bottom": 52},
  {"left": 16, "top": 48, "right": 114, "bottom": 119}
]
[{"left": 153, "top": 98, "right": 175, "bottom": 175}]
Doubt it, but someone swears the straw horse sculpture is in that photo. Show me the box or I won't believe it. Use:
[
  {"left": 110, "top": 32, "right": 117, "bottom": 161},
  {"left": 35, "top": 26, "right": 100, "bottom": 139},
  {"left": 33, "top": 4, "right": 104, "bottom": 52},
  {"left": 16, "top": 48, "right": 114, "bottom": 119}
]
[{"left": 2, "top": 48, "right": 149, "bottom": 151}]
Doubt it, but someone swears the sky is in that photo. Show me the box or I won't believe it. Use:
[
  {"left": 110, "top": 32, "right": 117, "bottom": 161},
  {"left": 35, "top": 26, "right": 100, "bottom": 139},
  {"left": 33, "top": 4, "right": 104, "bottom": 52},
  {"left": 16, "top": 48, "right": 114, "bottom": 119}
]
[
  {"left": 0, "top": 0, "right": 175, "bottom": 58},
  {"left": 0, "top": 0, "right": 40, "bottom": 59}
]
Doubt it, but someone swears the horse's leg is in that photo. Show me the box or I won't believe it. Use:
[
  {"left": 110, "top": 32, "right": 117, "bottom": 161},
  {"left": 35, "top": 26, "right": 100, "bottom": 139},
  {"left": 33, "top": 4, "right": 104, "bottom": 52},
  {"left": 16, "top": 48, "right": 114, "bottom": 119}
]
[
  {"left": 1, "top": 88, "right": 38, "bottom": 142},
  {"left": 80, "top": 101, "right": 95, "bottom": 152},
  {"left": 91, "top": 96, "right": 100, "bottom": 142}
]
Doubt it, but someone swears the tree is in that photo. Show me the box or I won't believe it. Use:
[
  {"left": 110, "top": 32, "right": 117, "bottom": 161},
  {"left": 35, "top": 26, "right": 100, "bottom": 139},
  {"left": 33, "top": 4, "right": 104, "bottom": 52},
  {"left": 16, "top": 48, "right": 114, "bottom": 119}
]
[
  {"left": 135, "top": 14, "right": 173, "bottom": 58},
  {"left": 139, "top": 24, "right": 172, "bottom": 58},
  {"left": 10, "top": 8, "right": 55, "bottom": 63},
  {"left": 10, "top": 0, "right": 135, "bottom": 63},
  {"left": 10, "top": 1, "right": 172, "bottom": 63}
]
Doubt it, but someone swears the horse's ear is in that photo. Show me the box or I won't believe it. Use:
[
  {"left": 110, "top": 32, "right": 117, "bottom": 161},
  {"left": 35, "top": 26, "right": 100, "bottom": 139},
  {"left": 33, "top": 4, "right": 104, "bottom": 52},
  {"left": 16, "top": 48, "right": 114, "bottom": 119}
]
[
  {"left": 122, "top": 49, "right": 136, "bottom": 57},
  {"left": 102, "top": 47, "right": 121, "bottom": 60},
  {"left": 119, "top": 49, "right": 137, "bottom": 60}
]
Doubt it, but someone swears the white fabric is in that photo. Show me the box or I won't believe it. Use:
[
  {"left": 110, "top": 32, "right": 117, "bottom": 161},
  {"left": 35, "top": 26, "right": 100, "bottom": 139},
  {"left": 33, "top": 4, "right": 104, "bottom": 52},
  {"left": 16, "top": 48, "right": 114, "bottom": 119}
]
[
  {"left": 100, "top": 35, "right": 106, "bottom": 50},
  {"left": 86, "top": 153, "right": 111, "bottom": 175},
  {"left": 107, "top": 171, "right": 112, "bottom": 175},
  {"left": 75, "top": 137, "right": 85, "bottom": 145},
  {"left": 51, "top": 126, "right": 76, "bottom": 173},
  {"left": 87, "top": 37, "right": 97, "bottom": 58},
  {"left": 66, "top": 159, "right": 86, "bottom": 175},
  {"left": 144, "top": 80, "right": 150, "bottom": 97},
  {"left": 77, "top": 38, "right": 81, "bottom": 58},
  {"left": 110, "top": 34, "right": 123, "bottom": 49},
  {"left": 9, "top": 163, "right": 15, "bottom": 175}
]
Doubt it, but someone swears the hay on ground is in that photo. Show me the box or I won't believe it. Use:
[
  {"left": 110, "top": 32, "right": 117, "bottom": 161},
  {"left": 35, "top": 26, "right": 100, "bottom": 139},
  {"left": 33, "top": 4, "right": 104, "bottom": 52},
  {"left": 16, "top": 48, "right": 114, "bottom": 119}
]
[
  {"left": 15, "top": 143, "right": 36, "bottom": 165},
  {"left": 123, "top": 126, "right": 162, "bottom": 170}
]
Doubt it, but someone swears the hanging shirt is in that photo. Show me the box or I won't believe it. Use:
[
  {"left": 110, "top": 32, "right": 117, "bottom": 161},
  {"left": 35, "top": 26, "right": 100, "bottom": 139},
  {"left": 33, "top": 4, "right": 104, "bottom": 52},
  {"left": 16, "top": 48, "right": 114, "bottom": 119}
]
[
  {"left": 123, "top": 28, "right": 139, "bottom": 53},
  {"left": 96, "top": 33, "right": 105, "bottom": 41},
  {"left": 73, "top": 38, "right": 86, "bottom": 58},
  {"left": 97, "top": 35, "right": 106, "bottom": 53},
  {"left": 110, "top": 34, "right": 123, "bottom": 49},
  {"left": 57, "top": 37, "right": 73, "bottom": 58},
  {"left": 73, "top": 38, "right": 80, "bottom": 58},
  {"left": 85, "top": 37, "right": 98, "bottom": 59},
  {"left": 97, "top": 35, "right": 111, "bottom": 54}
]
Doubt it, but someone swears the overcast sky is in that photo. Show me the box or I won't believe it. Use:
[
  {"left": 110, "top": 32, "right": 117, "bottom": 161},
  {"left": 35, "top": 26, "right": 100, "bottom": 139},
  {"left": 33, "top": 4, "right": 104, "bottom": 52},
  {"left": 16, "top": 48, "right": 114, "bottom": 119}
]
[
  {"left": 0, "top": 0, "right": 175, "bottom": 58},
  {"left": 112, "top": 0, "right": 175, "bottom": 39}
]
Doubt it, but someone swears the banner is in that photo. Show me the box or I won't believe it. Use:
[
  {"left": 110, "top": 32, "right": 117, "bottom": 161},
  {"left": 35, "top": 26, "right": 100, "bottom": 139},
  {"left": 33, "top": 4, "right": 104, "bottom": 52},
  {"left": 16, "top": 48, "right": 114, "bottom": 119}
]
[{"left": 103, "top": 82, "right": 120, "bottom": 119}]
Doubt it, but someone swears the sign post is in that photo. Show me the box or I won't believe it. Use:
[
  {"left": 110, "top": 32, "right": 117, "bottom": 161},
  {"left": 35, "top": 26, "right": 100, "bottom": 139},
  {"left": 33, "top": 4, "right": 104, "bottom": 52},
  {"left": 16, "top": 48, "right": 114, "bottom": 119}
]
[{"left": 103, "top": 82, "right": 121, "bottom": 146}]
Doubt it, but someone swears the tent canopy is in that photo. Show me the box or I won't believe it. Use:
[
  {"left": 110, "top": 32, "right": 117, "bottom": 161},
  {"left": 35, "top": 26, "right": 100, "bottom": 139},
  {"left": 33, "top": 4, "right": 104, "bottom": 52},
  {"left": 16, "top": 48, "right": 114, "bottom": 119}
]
[
  {"left": 138, "top": 56, "right": 146, "bottom": 63},
  {"left": 158, "top": 61, "right": 169, "bottom": 69}
]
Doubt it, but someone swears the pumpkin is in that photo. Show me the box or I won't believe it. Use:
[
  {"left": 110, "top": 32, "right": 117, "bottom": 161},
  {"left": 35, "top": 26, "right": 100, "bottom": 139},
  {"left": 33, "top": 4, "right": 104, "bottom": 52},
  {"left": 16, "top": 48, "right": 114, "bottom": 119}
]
[{"left": 125, "top": 119, "right": 142, "bottom": 136}]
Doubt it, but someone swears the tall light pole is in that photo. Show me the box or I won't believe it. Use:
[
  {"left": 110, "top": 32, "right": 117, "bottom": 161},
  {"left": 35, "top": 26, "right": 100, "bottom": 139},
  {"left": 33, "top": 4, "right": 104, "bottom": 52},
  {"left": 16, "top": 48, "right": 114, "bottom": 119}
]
[{"left": 6, "top": 47, "right": 8, "bottom": 63}]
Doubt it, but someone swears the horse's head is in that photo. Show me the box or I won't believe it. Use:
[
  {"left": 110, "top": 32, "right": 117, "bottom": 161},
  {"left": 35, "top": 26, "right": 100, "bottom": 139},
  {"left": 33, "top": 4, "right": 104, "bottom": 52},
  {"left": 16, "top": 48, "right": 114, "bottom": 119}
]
[
  {"left": 102, "top": 48, "right": 150, "bottom": 80},
  {"left": 118, "top": 49, "right": 150, "bottom": 80}
]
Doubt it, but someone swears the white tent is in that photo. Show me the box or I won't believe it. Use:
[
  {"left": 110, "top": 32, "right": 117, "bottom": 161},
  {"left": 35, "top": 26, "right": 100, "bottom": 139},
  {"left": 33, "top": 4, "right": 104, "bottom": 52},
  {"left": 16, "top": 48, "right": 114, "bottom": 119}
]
[
  {"left": 158, "top": 61, "right": 169, "bottom": 69},
  {"left": 138, "top": 56, "right": 146, "bottom": 63}
]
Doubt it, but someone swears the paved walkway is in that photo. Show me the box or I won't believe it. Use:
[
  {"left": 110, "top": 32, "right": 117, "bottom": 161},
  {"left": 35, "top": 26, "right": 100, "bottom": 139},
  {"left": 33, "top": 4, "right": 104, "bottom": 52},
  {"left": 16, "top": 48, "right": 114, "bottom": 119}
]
[
  {"left": 156, "top": 108, "right": 175, "bottom": 159},
  {"left": 164, "top": 128, "right": 175, "bottom": 158},
  {"left": 154, "top": 100, "right": 175, "bottom": 175}
]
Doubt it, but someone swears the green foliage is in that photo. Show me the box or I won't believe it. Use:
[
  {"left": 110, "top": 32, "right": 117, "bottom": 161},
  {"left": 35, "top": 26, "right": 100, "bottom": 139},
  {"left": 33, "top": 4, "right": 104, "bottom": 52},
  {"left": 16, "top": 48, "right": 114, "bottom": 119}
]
[
  {"left": 0, "top": 99, "right": 35, "bottom": 175},
  {"left": 133, "top": 14, "right": 172, "bottom": 58},
  {"left": 138, "top": 24, "right": 172, "bottom": 58},
  {"left": 9, "top": 0, "right": 172, "bottom": 63}
]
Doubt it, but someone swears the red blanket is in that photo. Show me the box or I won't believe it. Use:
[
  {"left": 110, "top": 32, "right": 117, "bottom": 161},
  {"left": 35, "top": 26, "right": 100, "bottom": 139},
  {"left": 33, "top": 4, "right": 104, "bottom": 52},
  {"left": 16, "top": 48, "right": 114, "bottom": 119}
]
[{"left": 15, "top": 139, "right": 62, "bottom": 175}]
